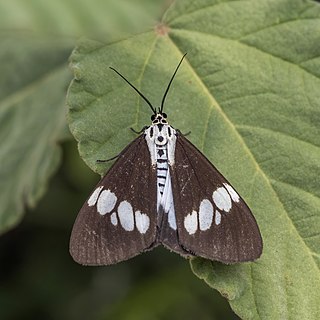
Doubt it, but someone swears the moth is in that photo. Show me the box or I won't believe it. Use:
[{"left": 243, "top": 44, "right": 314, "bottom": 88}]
[{"left": 70, "top": 54, "right": 263, "bottom": 265}]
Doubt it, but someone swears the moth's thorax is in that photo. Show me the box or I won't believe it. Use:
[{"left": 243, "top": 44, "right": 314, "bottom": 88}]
[
  {"left": 145, "top": 123, "right": 176, "bottom": 146},
  {"left": 144, "top": 123, "right": 177, "bottom": 167}
]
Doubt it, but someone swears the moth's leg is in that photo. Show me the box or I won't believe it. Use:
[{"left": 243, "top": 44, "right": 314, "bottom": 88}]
[
  {"left": 97, "top": 127, "right": 147, "bottom": 162},
  {"left": 130, "top": 126, "right": 148, "bottom": 134},
  {"left": 176, "top": 129, "right": 191, "bottom": 137},
  {"left": 96, "top": 154, "right": 120, "bottom": 163}
]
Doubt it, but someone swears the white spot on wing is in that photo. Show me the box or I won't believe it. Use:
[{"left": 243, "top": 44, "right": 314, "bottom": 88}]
[
  {"left": 184, "top": 210, "right": 198, "bottom": 235},
  {"left": 87, "top": 186, "right": 103, "bottom": 206},
  {"left": 223, "top": 183, "right": 240, "bottom": 202},
  {"left": 199, "top": 199, "right": 213, "bottom": 231},
  {"left": 215, "top": 210, "right": 221, "bottom": 225},
  {"left": 135, "top": 211, "right": 150, "bottom": 234},
  {"left": 118, "top": 201, "right": 134, "bottom": 231},
  {"left": 212, "top": 187, "right": 232, "bottom": 212},
  {"left": 110, "top": 212, "right": 118, "bottom": 226},
  {"left": 97, "top": 189, "right": 117, "bottom": 215}
]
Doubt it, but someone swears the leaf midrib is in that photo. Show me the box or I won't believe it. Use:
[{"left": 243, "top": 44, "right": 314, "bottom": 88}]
[{"left": 236, "top": 124, "right": 320, "bottom": 152}]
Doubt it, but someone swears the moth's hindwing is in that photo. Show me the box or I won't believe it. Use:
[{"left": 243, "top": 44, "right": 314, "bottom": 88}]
[
  {"left": 70, "top": 135, "right": 158, "bottom": 265},
  {"left": 170, "top": 134, "right": 263, "bottom": 263}
]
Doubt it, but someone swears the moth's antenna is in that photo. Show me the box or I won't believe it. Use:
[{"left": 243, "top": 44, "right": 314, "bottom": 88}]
[
  {"left": 160, "top": 53, "right": 187, "bottom": 113},
  {"left": 109, "top": 67, "right": 156, "bottom": 114}
]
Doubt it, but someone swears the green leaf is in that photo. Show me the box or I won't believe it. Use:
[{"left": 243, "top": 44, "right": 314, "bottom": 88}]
[
  {"left": 67, "top": 0, "right": 320, "bottom": 318},
  {"left": 0, "top": 34, "right": 72, "bottom": 233}
]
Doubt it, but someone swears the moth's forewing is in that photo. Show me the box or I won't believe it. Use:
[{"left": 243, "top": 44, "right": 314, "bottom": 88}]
[
  {"left": 169, "top": 134, "right": 263, "bottom": 263},
  {"left": 70, "top": 135, "right": 158, "bottom": 265}
]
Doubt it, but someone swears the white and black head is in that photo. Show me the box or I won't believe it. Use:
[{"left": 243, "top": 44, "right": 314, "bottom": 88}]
[
  {"left": 151, "top": 112, "right": 167, "bottom": 125},
  {"left": 109, "top": 53, "right": 187, "bottom": 126}
]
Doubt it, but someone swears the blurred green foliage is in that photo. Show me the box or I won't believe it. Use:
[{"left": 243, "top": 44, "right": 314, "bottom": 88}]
[{"left": 0, "top": 0, "right": 169, "bottom": 37}]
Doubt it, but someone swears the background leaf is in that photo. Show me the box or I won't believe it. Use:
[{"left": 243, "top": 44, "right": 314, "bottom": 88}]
[
  {"left": 0, "top": 34, "right": 72, "bottom": 233},
  {"left": 0, "top": 0, "right": 165, "bottom": 37},
  {"left": 67, "top": 0, "right": 320, "bottom": 319}
]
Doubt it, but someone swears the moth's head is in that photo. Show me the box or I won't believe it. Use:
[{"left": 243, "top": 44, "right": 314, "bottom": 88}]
[{"left": 151, "top": 112, "right": 168, "bottom": 125}]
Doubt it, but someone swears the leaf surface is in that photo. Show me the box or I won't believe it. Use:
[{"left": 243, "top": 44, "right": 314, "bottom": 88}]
[{"left": 67, "top": 0, "right": 320, "bottom": 318}]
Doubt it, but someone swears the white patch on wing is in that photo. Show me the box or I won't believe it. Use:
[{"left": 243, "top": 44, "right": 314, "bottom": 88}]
[
  {"left": 199, "top": 199, "right": 213, "bottom": 231},
  {"left": 87, "top": 186, "right": 103, "bottom": 206},
  {"left": 110, "top": 212, "right": 118, "bottom": 226},
  {"left": 184, "top": 210, "right": 198, "bottom": 235},
  {"left": 223, "top": 183, "right": 240, "bottom": 202},
  {"left": 118, "top": 201, "right": 134, "bottom": 231},
  {"left": 215, "top": 210, "right": 221, "bottom": 225},
  {"left": 135, "top": 211, "right": 150, "bottom": 234},
  {"left": 97, "top": 189, "right": 117, "bottom": 215},
  {"left": 212, "top": 187, "right": 232, "bottom": 212}
]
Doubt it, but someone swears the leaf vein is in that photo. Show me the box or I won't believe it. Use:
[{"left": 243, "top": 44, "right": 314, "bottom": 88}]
[
  {"left": 200, "top": 106, "right": 212, "bottom": 151},
  {"left": 172, "top": 28, "right": 320, "bottom": 81},
  {"left": 238, "top": 17, "right": 320, "bottom": 41},
  {"left": 236, "top": 124, "right": 320, "bottom": 150},
  {"left": 166, "top": 0, "right": 244, "bottom": 24},
  {"left": 269, "top": 178, "right": 320, "bottom": 206}
]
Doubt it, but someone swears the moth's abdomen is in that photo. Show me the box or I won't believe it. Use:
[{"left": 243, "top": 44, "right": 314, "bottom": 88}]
[{"left": 156, "top": 145, "right": 169, "bottom": 196}]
